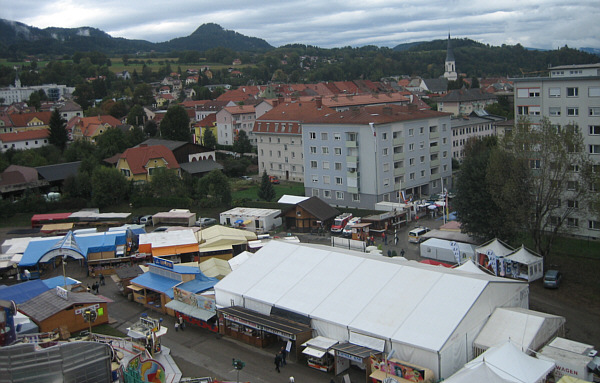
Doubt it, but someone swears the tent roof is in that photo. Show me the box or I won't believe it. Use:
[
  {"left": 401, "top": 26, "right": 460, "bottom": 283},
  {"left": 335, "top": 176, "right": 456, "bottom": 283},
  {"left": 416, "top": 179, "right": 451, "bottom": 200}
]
[
  {"left": 476, "top": 238, "right": 514, "bottom": 257},
  {"left": 215, "top": 241, "right": 525, "bottom": 352},
  {"left": 465, "top": 341, "right": 555, "bottom": 383},
  {"left": 199, "top": 257, "right": 231, "bottom": 279},
  {"left": 278, "top": 195, "right": 310, "bottom": 204},
  {"left": 177, "top": 275, "right": 219, "bottom": 294},
  {"left": 505, "top": 245, "right": 543, "bottom": 265},
  {"left": 228, "top": 251, "right": 252, "bottom": 270},
  {"left": 139, "top": 229, "right": 198, "bottom": 249},
  {"left": 443, "top": 361, "right": 515, "bottom": 383},
  {"left": 455, "top": 260, "right": 489, "bottom": 275},
  {"left": 130, "top": 272, "right": 181, "bottom": 299},
  {"left": 0, "top": 279, "right": 49, "bottom": 304},
  {"left": 474, "top": 307, "right": 565, "bottom": 353}
]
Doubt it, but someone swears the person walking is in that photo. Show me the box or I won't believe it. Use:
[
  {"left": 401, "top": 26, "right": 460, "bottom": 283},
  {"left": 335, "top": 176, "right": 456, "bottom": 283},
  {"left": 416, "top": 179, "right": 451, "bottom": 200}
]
[
  {"left": 179, "top": 316, "right": 185, "bottom": 331},
  {"left": 289, "top": 377, "right": 295, "bottom": 382},
  {"left": 383, "top": 232, "right": 387, "bottom": 245},
  {"left": 400, "top": 248, "right": 405, "bottom": 257},
  {"left": 99, "top": 273, "right": 105, "bottom": 286},
  {"left": 274, "top": 353, "right": 281, "bottom": 373},
  {"left": 174, "top": 322, "right": 179, "bottom": 332},
  {"left": 280, "top": 347, "right": 287, "bottom": 366}
]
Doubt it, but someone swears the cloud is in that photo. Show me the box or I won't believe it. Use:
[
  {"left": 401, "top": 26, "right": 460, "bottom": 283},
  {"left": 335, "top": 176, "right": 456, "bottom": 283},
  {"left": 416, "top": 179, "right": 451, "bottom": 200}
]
[{"left": 1, "top": 0, "right": 598, "bottom": 49}]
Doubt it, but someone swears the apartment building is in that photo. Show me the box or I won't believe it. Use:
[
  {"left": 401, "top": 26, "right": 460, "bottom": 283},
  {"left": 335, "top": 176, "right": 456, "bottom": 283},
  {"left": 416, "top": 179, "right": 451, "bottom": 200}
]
[
  {"left": 303, "top": 105, "right": 452, "bottom": 209},
  {"left": 253, "top": 100, "right": 334, "bottom": 182},
  {"left": 451, "top": 112, "right": 505, "bottom": 161},
  {"left": 513, "top": 63, "right": 600, "bottom": 238},
  {"left": 216, "top": 104, "right": 256, "bottom": 146}
]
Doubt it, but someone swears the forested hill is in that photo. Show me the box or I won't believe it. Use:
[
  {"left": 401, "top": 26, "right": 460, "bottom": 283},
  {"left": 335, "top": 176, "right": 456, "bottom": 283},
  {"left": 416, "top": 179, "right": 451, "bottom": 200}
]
[{"left": 0, "top": 19, "right": 273, "bottom": 56}]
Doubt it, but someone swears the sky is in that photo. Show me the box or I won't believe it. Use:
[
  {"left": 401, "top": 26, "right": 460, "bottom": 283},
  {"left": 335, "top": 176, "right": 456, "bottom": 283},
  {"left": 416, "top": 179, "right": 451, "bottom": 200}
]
[{"left": 1, "top": 0, "right": 599, "bottom": 50}]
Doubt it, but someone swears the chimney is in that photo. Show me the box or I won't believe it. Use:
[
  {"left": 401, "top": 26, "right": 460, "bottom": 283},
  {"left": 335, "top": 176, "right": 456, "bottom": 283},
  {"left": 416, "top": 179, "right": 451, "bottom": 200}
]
[
  {"left": 278, "top": 96, "right": 284, "bottom": 104},
  {"left": 272, "top": 99, "right": 278, "bottom": 107},
  {"left": 315, "top": 96, "right": 322, "bottom": 109}
]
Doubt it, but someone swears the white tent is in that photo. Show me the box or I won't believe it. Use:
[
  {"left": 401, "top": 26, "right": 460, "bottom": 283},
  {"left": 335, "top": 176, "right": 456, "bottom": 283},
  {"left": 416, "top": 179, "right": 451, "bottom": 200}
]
[
  {"left": 456, "top": 341, "right": 555, "bottom": 383},
  {"left": 442, "top": 361, "right": 516, "bottom": 383},
  {"left": 214, "top": 241, "right": 528, "bottom": 379},
  {"left": 454, "top": 259, "right": 488, "bottom": 275},
  {"left": 473, "top": 307, "right": 565, "bottom": 356},
  {"left": 475, "top": 238, "right": 514, "bottom": 276},
  {"left": 504, "top": 245, "right": 544, "bottom": 281}
]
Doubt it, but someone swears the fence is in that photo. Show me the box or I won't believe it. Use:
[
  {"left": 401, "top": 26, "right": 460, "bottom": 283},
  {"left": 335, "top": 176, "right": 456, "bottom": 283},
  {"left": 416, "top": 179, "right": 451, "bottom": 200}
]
[{"left": 331, "top": 236, "right": 366, "bottom": 252}]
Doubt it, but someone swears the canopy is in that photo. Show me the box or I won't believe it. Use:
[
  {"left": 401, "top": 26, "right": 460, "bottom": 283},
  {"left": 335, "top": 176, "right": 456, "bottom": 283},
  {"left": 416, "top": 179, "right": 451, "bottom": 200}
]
[
  {"left": 476, "top": 238, "right": 514, "bottom": 257},
  {"left": 505, "top": 246, "right": 543, "bottom": 265},
  {"left": 455, "top": 260, "right": 488, "bottom": 275}
]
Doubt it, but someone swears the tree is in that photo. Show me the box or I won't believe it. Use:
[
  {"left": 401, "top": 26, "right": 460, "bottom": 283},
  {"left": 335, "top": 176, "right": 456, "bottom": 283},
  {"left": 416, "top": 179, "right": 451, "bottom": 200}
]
[
  {"left": 160, "top": 104, "right": 190, "bottom": 141},
  {"left": 91, "top": 166, "right": 128, "bottom": 208},
  {"left": 203, "top": 128, "right": 216, "bottom": 148},
  {"left": 144, "top": 120, "right": 158, "bottom": 137},
  {"left": 127, "top": 104, "right": 146, "bottom": 127},
  {"left": 494, "top": 118, "right": 598, "bottom": 258},
  {"left": 257, "top": 170, "right": 276, "bottom": 202},
  {"left": 48, "top": 108, "right": 68, "bottom": 151},
  {"left": 125, "top": 127, "right": 146, "bottom": 147},
  {"left": 197, "top": 169, "right": 231, "bottom": 206},
  {"left": 95, "top": 127, "right": 129, "bottom": 159},
  {"left": 109, "top": 100, "right": 128, "bottom": 119},
  {"left": 233, "top": 129, "right": 252, "bottom": 154},
  {"left": 133, "top": 83, "right": 154, "bottom": 106},
  {"left": 149, "top": 167, "right": 185, "bottom": 198},
  {"left": 470, "top": 77, "right": 480, "bottom": 88}
]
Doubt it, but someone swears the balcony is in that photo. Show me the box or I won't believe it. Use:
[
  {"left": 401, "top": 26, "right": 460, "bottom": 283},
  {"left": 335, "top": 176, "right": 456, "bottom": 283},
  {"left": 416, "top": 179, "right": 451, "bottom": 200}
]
[
  {"left": 429, "top": 146, "right": 440, "bottom": 154},
  {"left": 346, "top": 141, "right": 357, "bottom": 148},
  {"left": 346, "top": 155, "right": 358, "bottom": 166},
  {"left": 429, "top": 131, "right": 439, "bottom": 140},
  {"left": 430, "top": 173, "right": 442, "bottom": 180},
  {"left": 393, "top": 136, "right": 405, "bottom": 146},
  {"left": 394, "top": 167, "right": 405, "bottom": 177},
  {"left": 393, "top": 152, "right": 405, "bottom": 161},
  {"left": 430, "top": 159, "right": 440, "bottom": 168}
]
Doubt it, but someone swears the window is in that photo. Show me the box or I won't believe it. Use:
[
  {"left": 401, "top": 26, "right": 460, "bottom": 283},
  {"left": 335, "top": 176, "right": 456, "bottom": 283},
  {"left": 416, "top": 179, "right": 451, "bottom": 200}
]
[
  {"left": 323, "top": 161, "right": 330, "bottom": 169},
  {"left": 323, "top": 190, "right": 331, "bottom": 198},
  {"left": 383, "top": 163, "right": 390, "bottom": 172},
  {"left": 408, "top": 128, "right": 414, "bottom": 136},
  {"left": 419, "top": 141, "right": 425, "bottom": 149},
  {"left": 420, "top": 156, "right": 425, "bottom": 163},
  {"left": 567, "top": 181, "right": 578, "bottom": 191},
  {"left": 590, "top": 145, "right": 600, "bottom": 154},
  {"left": 383, "top": 178, "right": 390, "bottom": 187},
  {"left": 429, "top": 125, "right": 438, "bottom": 133},
  {"left": 409, "top": 158, "right": 415, "bottom": 166},
  {"left": 334, "top": 147, "right": 342, "bottom": 155},
  {"left": 419, "top": 127, "right": 424, "bottom": 134},
  {"left": 335, "top": 177, "right": 343, "bottom": 185},
  {"left": 443, "top": 151, "right": 448, "bottom": 158},
  {"left": 570, "top": 164, "right": 580, "bottom": 172},
  {"left": 567, "top": 87, "right": 579, "bottom": 97},
  {"left": 121, "top": 169, "right": 131, "bottom": 177},
  {"left": 549, "top": 216, "right": 561, "bottom": 226},
  {"left": 310, "top": 146, "right": 317, "bottom": 154},
  {"left": 549, "top": 107, "right": 561, "bottom": 116},
  {"left": 567, "top": 200, "right": 579, "bottom": 209},
  {"left": 310, "top": 160, "right": 318, "bottom": 168},
  {"left": 309, "top": 132, "right": 316, "bottom": 139},
  {"left": 382, "top": 133, "right": 388, "bottom": 140},
  {"left": 383, "top": 148, "right": 388, "bottom": 156},
  {"left": 321, "top": 132, "right": 328, "bottom": 140},
  {"left": 589, "top": 220, "right": 600, "bottom": 230},
  {"left": 323, "top": 175, "right": 330, "bottom": 184},
  {"left": 590, "top": 108, "right": 600, "bottom": 116},
  {"left": 336, "top": 191, "right": 344, "bottom": 200},
  {"left": 529, "top": 106, "right": 541, "bottom": 115},
  {"left": 567, "top": 217, "right": 579, "bottom": 227},
  {"left": 335, "top": 162, "right": 342, "bottom": 171},
  {"left": 567, "top": 107, "right": 579, "bottom": 116},
  {"left": 352, "top": 194, "right": 360, "bottom": 202},
  {"left": 589, "top": 87, "right": 600, "bottom": 97},
  {"left": 420, "top": 170, "right": 425, "bottom": 177},
  {"left": 517, "top": 88, "right": 540, "bottom": 98},
  {"left": 322, "top": 147, "right": 329, "bottom": 154},
  {"left": 334, "top": 133, "right": 341, "bottom": 140},
  {"left": 409, "top": 172, "right": 415, "bottom": 180},
  {"left": 311, "top": 175, "right": 318, "bottom": 183},
  {"left": 409, "top": 143, "right": 414, "bottom": 151},
  {"left": 312, "top": 189, "right": 319, "bottom": 196},
  {"left": 530, "top": 159, "right": 541, "bottom": 169},
  {"left": 590, "top": 126, "right": 600, "bottom": 135},
  {"left": 517, "top": 106, "right": 529, "bottom": 115}
]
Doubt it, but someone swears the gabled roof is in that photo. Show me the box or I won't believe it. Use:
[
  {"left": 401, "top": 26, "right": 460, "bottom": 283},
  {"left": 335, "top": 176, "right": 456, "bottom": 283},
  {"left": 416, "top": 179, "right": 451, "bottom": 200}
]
[
  {"left": 136, "top": 138, "right": 188, "bottom": 151},
  {"left": 222, "top": 104, "right": 256, "bottom": 115},
  {"left": 296, "top": 196, "right": 340, "bottom": 221},
  {"left": 18, "top": 289, "right": 106, "bottom": 322},
  {"left": 8, "top": 112, "right": 52, "bottom": 127},
  {"left": 119, "top": 144, "right": 180, "bottom": 175},
  {"left": 435, "top": 88, "right": 497, "bottom": 103},
  {"left": 35, "top": 161, "right": 81, "bottom": 182},
  {"left": 253, "top": 101, "right": 334, "bottom": 135},
  {"left": 180, "top": 160, "right": 223, "bottom": 175},
  {"left": 2, "top": 165, "right": 38, "bottom": 183},
  {"left": 0, "top": 128, "right": 49, "bottom": 143},
  {"left": 422, "top": 78, "right": 448, "bottom": 93}
]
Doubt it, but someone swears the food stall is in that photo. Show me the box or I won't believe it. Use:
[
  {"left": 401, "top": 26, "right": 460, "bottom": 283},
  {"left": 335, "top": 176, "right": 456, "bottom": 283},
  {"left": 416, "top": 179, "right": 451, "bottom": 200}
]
[{"left": 301, "top": 336, "right": 339, "bottom": 372}]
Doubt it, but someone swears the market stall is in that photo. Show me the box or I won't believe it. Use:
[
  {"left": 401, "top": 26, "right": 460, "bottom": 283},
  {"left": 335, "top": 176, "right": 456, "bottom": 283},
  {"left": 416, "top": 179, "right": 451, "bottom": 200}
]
[{"left": 301, "top": 336, "right": 339, "bottom": 372}]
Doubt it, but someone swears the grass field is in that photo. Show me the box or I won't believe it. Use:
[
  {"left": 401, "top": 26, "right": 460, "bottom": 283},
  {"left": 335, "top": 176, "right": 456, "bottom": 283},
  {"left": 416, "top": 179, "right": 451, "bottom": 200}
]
[{"left": 231, "top": 180, "right": 305, "bottom": 201}]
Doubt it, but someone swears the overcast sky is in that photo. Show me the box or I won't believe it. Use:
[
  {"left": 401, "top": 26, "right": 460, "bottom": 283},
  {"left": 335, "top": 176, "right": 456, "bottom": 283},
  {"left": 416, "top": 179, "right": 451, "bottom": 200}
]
[{"left": 1, "top": 0, "right": 599, "bottom": 50}]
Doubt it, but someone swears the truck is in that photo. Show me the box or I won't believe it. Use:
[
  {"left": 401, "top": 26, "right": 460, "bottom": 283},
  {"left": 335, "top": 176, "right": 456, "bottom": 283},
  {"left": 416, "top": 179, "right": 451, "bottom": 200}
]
[
  {"left": 537, "top": 337, "right": 599, "bottom": 382},
  {"left": 331, "top": 213, "right": 353, "bottom": 234},
  {"left": 342, "top": 217, "right": 361, "bottom": 237}
]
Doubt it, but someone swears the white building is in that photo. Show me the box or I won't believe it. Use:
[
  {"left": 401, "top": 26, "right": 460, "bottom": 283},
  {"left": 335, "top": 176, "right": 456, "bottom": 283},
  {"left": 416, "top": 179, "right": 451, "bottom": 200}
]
[
  {"left": 216, "top": 104, "right": 256, "bottom": 146},
  {"left": 219, "top": 207, "right": 282, "bottom": 234},
  {"left": 513, "top": 63, "right": 600, "bottom": 239},
  {"left": 0, "top": 129, "right": 49, "bottom": 152}
]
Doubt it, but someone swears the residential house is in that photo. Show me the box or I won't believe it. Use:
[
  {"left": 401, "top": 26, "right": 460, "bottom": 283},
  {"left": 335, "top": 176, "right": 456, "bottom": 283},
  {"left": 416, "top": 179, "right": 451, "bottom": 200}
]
[
  {"left": 278, "top": 196, "right": 340, "bottom": 233},
  {"left": 420, "top": 78, "right": 449, "bottom": 95},
  {"left": 435, "top": 88, "right": 498, "bottom": 116},
  {"left": 3, "top": 111, "right": 52, "bottom": 133},
  {"left": 194, "top": 114, "right": 217, "bottom": 145},
  {"left": 253, "top": 99, "right": 334, "bottom": 182},
  {"left": 194, "top": 100, "right": 234, "bottom": 122},
  {"left": 216, "top": 104, "right": 257, "bottom": 146},
  {"left": 116, "top": 144, "right": 181, "bottom": 183},
  {"left": 135, "top": 138, "right": 216, "bottom": 164},
  {"left": 450, "top": 112, "right": 505, "bottom": 161},
  {"left": 70, "top": 115, "right": 121, "bottom": 143},
  {"left": 513, "top": 63, "right": 600, "bottom": 239},
  {"left": 0, "top": 129, "right": 49, "bottom": 152},
  {"left": 303, "top": 104, "right": 453, "bottom": 209},
  {"left": 57, "top": 100, "right": 83, "bottom": 121}
]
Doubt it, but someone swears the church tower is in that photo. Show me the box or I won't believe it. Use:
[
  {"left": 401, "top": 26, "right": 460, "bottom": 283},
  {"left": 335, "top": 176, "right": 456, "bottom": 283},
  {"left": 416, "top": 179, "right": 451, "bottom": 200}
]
[
  {"left": 443, "top": 33, "right": 457, "bottom": 81},
  {"left": 14, "top": 69, "right": 21, "bottom": 88}
]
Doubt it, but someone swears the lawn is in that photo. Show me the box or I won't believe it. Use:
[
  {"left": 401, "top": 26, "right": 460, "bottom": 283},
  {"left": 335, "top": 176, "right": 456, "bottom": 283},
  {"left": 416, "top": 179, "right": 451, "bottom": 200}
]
[{"left": 231, "top": 180, "right": 305, "bottom": 202}]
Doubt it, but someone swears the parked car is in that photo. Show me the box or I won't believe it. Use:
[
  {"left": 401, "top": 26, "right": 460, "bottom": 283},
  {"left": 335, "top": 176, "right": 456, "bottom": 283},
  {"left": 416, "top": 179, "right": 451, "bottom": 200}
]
[
  {"left": 408, "top": 226, "right": 430, "bottom": 243},
  {"left": 195, "top": 218, "right": 217, "bottom": 227},
  {"left": 543, "top": 270, "right": 562, "bottom": 289},
  {"left": 140, "top": 215, "right": 153, "bottom": 226},
  {"left": 130, "top": 215, "right": 141, "bottom": 224},
  {"left": 240, "top": 176, "right": 253, "bottom": 181},
  {"left": 152, "top": 226, "right": 169, "bottom": 233},
  {"left": 269, "top": 175, "right": 280, "bottom": 184}
]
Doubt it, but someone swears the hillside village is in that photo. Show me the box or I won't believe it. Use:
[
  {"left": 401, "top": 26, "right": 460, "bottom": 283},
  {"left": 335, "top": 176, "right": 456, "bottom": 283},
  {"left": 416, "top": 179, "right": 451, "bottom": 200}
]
[{"left": 0, "top": 32, "right": 599, "bottom": 383}]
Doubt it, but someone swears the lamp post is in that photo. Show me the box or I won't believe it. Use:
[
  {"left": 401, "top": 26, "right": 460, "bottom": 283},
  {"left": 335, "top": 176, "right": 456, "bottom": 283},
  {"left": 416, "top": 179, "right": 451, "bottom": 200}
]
[
  {"left": 232, "top": 358, "right": 245, "bottom": 383},
  {"left": 61, "top": 255, "right": 67, "bottom": 288}
]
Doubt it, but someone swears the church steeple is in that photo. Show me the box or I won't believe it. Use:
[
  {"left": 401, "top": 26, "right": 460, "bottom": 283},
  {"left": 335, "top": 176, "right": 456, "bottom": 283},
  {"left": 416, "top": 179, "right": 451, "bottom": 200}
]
[
  {"left": 443, "top": 33, "right": 457, "bottom": 81},
  {"left": 14, "top": 69, "right": 21, "bottom": 88}
]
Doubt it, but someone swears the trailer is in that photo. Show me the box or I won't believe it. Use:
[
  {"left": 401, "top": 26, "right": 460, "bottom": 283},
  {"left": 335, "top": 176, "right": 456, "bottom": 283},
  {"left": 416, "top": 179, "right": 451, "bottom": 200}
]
[
  {"left": 537, "top": 337, "right": 599, "bottom": 382},
  {"left": 419, "top": 238, "right": 476, "bottom": 264}
]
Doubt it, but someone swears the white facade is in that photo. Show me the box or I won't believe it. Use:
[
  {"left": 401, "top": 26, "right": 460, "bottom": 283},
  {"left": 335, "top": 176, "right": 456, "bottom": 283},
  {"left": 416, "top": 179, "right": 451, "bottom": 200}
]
[
  {"left": 219, "top": 207, "right": 282, "bottom": 233},
  {"left": 0, "top": 130, "right": 49, "bottom": 152},
  {"left": 216, "top": 105, "right": 256, "bottom": 146}
]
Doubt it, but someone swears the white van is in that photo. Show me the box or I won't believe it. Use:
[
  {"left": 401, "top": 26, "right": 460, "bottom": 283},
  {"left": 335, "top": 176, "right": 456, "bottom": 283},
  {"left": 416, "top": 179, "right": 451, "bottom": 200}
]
[
  {"left": 342, "top": 217, "right": 361, "bottom": 237},
  {"left": 408, "top": 227, "right": 430, "bottom": 243}
]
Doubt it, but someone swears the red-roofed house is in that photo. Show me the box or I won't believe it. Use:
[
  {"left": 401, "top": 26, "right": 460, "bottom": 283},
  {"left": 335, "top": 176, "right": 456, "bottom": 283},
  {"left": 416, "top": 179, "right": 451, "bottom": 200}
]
[
  {"left": 6, "top": 111, "right": 52, "bottom": 133},
  {"left": 115, "top": 144, "right": 181, "bottom": 183},
  {"left": 216, "top": 104, "right": 257, "bottom": 146},
  {"left": 0, "top": 128, "right": 49, "bottom": 152},
  {"left": 70, "top": 115, "right": 121, "bottom": 143}
]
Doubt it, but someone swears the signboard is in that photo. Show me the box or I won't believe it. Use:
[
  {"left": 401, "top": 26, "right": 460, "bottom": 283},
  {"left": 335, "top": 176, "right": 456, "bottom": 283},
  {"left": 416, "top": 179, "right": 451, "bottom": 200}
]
[
  {"left": 153, "top": 257, "right": 174, "bottom": 269},
  {"left": 173, "top": 287, "right": 216, "bottom": 312},
  {"left": 450, "top": 241, "right": 461, "bottom": 264},
  {"left": 222, "top": 312, "right": 295, "bottom": 340},
  {"left": 337, "top": 351, "right": 364, "bottom": 363},
  {"left": 75, "top": 304, "right": 100, "bottom": 315},
  {"left": 56, "top": 286, "right": 68, "bottom": 300}
]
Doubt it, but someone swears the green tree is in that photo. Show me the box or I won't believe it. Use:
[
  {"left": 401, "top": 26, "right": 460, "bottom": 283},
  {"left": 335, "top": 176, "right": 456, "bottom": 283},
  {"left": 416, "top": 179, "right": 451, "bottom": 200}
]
[
  {"left": 65, "top": 140, "right": 98, "bottom": 162},
  {"left": 109, "top": 100, "right": 128, "bottom": 119},
  {"left": 193, "top": 86, "right": 212, "bottom": 100},
  {"left": 197, "top": 169, "right": 231, "bottom": 206},
  {"left": 160, "top": 105, "right": 190, "bottom": 141},
  {"left": 494, "top": 118, "right": 599, "bottom": 258},
  {"left": 203, "top": 128, "right": 216, "bottom": 148},
  {"left": 257, "top": 170, "right": 276, "bottom": 202},
  {"left": 133, "top": 83, "right": 154, "bottom": 106},
  {"left": 127, "top": 104, "right": 146, "bottom": 127},
  {"left": 233, "top": 129, "right": 252, "bottom": 154},
  {"left": 48, "top": 108, "right": 68, "bottom": 151},
  {"left": 470, "top": 77, "right": 480, "bottom": 88},
  {"left": 125, "top": 127, "right": 146, "bottom": 147},
  {"left": 144, "top": 120, "right": 158, "bottom": 137},
  {"left": 91, "top": 166, "right": 128, "bottom": 208},
  {"left": 149, "top": 167, "right": 185, "bottom": 198},
  {"left": 95, "top": 127, "right": 129, "bottom": 159},
  {"left": 11, "top": 149, "right": 48, "bottom": 167}
]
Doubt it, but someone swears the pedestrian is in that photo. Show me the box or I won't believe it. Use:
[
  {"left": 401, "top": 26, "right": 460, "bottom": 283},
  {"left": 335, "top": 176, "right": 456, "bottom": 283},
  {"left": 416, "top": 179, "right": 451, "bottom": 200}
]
[
  {"left": 179, "top": 316, "right": 185, "bottom": 331},
  {"left": 92, "top": 281, "right": 98, "bottom": 294},
  {"left": 370, "top": 235, "right": 375, "bottom": 246},
  {"left": 400, "top": 248, "right": 405, "bottom": 257},
  {"left": 87, "top": 284, "right": 91, "bottom": 293},
  {"left": 383, "top": 232, "right": 387, "bottom": 245},
  {"left": 394, "top": 233, "right": 398, "bottom": 246},
  {"left": 99, "top": 273, "right": 105, "bottom": 286},
  {"left": 274, "top": 353, "right": 281, "bottom": 373},
  {"left": 95, "top": 280, "right": 100, "bottom": 294},
  {"left": 289, "top": 377, "right": 295, "bottom": 382},
  {"left": 280, "top": 347, "right": 287, "bottom": 365},
  {"left": 174, "top": 322, "right": 179, "bottom": 332}
]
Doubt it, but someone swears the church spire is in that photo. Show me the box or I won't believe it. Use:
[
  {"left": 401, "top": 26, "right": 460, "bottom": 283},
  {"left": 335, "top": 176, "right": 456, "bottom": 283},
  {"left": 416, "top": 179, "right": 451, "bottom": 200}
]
[
  {"left": 443, "top": 33, "right": 457, "bottom": 81},
  {"left": 445, "top": 33, "right": 455, "bottom": 62}
]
